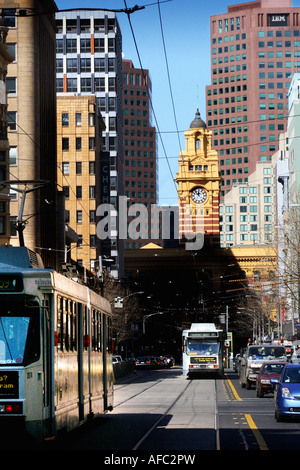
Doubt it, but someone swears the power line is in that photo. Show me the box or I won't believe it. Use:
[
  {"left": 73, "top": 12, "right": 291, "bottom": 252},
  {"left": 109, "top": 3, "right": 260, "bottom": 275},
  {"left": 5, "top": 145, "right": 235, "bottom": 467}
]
[{"left": 123, "top": 0, "right": 178, "bottom": 194}]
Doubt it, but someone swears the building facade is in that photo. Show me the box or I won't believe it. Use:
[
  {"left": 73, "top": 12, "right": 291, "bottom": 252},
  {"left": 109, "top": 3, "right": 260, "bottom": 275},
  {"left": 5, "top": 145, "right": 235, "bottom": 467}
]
[
  {"left": 206, "top": 0, "right": 300, "bottom": 198},
  {"left": 122, "top": 59, "right": 159, "bottom": 248},
  {"left": 55, "top": 10, "right": 124, "bottom": 278},
  {"left": 4, "top": 1, "right": 59, "bottom": 269},
  {"left": 219, "top": 156, "right": 279, "bottom": 247},
  {"left": 56, "top": 95, "right": 106, "bottom": 271}
]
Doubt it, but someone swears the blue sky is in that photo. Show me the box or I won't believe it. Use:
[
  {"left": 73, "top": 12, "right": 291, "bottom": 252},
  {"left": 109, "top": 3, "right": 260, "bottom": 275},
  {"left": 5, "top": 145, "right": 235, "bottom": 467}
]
[{"left": 55, "top": 0, "right": 300, "bottom": 206}]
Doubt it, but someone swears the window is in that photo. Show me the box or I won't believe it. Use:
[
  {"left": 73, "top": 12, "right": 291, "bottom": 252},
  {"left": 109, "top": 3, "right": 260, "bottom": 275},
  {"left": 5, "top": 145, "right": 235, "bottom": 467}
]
[
  {"left": 62, "top": 138, "right": 69, "bottom": 150},
  {"left": 89, "top": 186, "right": 95, "bottom": 198},
  {"left": 7, "top": 111, "right": 17, "bottom": 131},
  {"left": 76, "top": 162, "right": 82, "bottom": 174},
  {"left": 76, "top": 138, "right": 82, "bottom": 151},
  {"left": 76, "top": 186, "right": 82, "bottom": 198},
  {"left": 62, "top": 113, "right": 69, "bottom": 126},
  {"left": 9, "top": 146, "right": 17, "bottom": 165},
  {"left": 62, "top": 163, "right": 69, "bottom": 175},
  {"left": 80, "top": 38, "right": 90, "bottom": 52},
  {"left": 6, "top": 77, "right": 16, "bottom": 95},
  {"left": 76, "top": 211, "right": 82, "bottom": 223},
  {"left": 75, "top": 113, "right": 81, "bottom": 126}
]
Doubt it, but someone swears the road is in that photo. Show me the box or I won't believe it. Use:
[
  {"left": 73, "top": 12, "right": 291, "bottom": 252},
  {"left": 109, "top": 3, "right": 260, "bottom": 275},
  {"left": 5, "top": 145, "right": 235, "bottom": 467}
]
[
  {"left": 44, "top": 365, "right": 300, "bottom": 454},
  {"left": 5, "top": 366, "right": 300, "bottom": 456}
]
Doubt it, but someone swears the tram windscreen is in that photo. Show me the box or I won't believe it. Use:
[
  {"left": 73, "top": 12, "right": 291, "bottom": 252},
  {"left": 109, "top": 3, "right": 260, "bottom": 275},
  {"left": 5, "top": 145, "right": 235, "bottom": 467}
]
[
  {"left": 187, "top": 340, "right": 219, "bottom": 356},
  {"left": 0, "top": 303, "right": 40, "bottom": 366}
]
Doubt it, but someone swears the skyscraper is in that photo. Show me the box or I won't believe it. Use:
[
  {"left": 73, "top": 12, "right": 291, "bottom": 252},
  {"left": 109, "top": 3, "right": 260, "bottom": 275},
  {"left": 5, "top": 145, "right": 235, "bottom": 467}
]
[
  {"left": 55, "top": 10, "right": 124, "bottom": 278},
  {"left": 122, "top": 59, "right": 159, "bottom": 248},
  {"left": 4, "top": 1, "right": 59, "bottom": 269},
  {"left": 206, "top": 0, "right": 300, "bottom": 198}
]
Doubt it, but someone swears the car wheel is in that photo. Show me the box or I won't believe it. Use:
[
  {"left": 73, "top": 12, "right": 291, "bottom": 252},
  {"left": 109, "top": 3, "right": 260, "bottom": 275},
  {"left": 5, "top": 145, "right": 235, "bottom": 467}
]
[
  {"left": 275, "top": 408, "right": 283, "bottom": 422},
  {"left": 257, "top": 388, "right": 264, "bottom": 398}
]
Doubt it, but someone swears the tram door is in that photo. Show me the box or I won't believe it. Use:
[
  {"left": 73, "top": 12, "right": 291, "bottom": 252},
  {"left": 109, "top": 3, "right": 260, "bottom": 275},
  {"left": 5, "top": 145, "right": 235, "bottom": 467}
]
[
  {"left": 102, "top": 314, "right": 108, "bottom": 411},
  {"left": 77, "top": 302, "right": 84, "bottom": 422},
  {"left": 42, "top": 294, "right": 55, "bottom": 437}
]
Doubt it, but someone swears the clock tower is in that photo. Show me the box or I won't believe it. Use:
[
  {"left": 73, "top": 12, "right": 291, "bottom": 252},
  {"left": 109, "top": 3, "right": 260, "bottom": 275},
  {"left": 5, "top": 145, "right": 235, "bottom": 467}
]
[{"left": 175, "top": 109, "right": 221, "bottom": 246}]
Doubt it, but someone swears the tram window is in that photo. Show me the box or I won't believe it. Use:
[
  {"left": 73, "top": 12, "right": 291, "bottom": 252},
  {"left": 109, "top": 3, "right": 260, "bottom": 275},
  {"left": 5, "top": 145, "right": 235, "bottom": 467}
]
[
  {"left": 98, "top": 312, "right": 102, "bottom": 351},
  {"left": 83, "top": 306, "right": 88, "bottom": 351},
  {"left": 92, "top": 310, "right": 101, "bottom": 352},
  {"left": 107, "top": 316, "right": 113, "bottom": 354},
  {"left": 72, "top": 302, "right": 77, "bottom": 351},
  {"left": 69, "top": 301, "right": 76, "bottom": 351},
  {"left": 57, "top": 296, "right": 63, "bottom": 351},
  {"left": 65, "top": 299, "right": 70, "bottom": 351}
]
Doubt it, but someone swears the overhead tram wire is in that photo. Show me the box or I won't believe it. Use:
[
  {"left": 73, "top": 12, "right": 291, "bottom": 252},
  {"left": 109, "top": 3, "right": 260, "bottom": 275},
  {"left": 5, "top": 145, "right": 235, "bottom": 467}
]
[
  {"left": 3, "top": 111, "right": 93, "bottom": 251},
  {"left": 123, "top": 0, "right": 178, "bottom": 195},
  {"left": 156, "top": 0, "right": 183, "bottom": 157}
]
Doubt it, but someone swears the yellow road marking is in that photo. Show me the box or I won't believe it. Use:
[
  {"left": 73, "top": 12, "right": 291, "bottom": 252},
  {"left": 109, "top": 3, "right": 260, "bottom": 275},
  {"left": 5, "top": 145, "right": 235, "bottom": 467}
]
[
  {"left": 226, "top": 376, "right": 242, "bottom": 401},
  {"left": 245, "top": 414, "right": 269, "bottom": 450}
]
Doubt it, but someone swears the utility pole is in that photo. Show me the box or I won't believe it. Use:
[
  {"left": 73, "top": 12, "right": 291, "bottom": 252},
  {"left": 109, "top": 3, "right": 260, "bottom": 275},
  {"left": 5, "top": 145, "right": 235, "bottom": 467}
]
[{"left": 0, "top": 180, "right": 51, "bottom": 246}]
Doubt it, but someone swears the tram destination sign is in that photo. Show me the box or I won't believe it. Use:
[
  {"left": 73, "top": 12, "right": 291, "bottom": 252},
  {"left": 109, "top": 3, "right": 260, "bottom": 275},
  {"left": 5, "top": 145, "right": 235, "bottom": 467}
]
[
  {"left": 190, "top": 357, "right": 217, "bottom": 364},
  {"left": 188, "top": 332, "right": 218, "bottom": 337},
  {"left": 0, "top": 371, "right": 19, "bottom": 399},
  {"left": 0, "top": 274, "right": 23, "bottom": 292}
]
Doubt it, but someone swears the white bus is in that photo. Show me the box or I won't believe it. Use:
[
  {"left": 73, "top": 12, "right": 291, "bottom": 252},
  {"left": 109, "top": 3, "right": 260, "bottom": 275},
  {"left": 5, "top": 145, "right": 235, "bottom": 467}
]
[
  {"left": 0, "top": 246, "right": 113, "bottom": 441},
  {"left": 182, "top": 323, "right": 224, "bottom": 378}
]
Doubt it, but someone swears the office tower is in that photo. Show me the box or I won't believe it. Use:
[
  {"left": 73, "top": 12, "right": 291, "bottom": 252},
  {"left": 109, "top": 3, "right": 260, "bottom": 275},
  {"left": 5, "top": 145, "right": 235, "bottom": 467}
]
[
  {"left": 57, "top": 95, "right": 106, "bottom": 270},
  {"left": 4, "top": 1, "right": 59, "bottom": 269},
  {"left": 219, "top": 155, "right": 280, "bottom": 247},
  {"left": 206, "top": 0, "right": 300, "bottom": 198},
  {"left": 0, "top": 21, "right": 13, "bottom": 245},
  {"left": 55, "top": 10, "right": 124, "bottom": 279},
  {"left": 122, "top": 59, "right": 159, "bottom": 248}
]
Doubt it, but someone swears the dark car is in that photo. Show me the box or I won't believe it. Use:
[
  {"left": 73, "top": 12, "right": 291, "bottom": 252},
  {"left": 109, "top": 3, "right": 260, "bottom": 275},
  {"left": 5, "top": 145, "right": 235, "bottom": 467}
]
[
  {"left": 135, "top": 356, "right": 157, "bottom": 369},
  {"left": 256, "top": 361, "right": 287, "bottom": 398},
  {"left": 135, "top": 356, "right": 152, "bottom": 368},
  {"left": 272, "top": 363, "right": 300, "bottom": 422},
  {"left": 156, "top": 356, "right": 168, "bottom": 368},
  {"left": 165, "top": 355, "right": 175, "bottom": 367}
]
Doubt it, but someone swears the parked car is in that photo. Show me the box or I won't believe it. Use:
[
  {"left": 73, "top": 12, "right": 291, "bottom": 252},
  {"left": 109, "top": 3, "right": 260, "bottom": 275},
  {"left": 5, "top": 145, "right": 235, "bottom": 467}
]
[
  {"left": 256, "top": 361, "right": 287, "bottom": 398},
  {"left": 135, "top": 356, "right": 153, "bottom": 368},
  {"left": 272, "top": 363, "right": 300, "bottom": 421},
  {"left": 156, "top": 356, "right": 168, "bottom": 368},
  {"left": 165, "top": 355, "right": 175, "bottom": 367},
  {"left": 112, "top": 355, "right": 122, "bottom": 364}
]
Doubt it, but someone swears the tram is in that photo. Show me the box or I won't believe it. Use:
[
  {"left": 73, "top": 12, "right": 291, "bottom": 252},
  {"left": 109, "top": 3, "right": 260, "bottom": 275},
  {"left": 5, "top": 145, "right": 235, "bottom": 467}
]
[
  {"left": 0, "top": 246, "right": 113, "bottom": 441},
  {"left": 182, "top": 323, "right": 224, "bottom": 378}
]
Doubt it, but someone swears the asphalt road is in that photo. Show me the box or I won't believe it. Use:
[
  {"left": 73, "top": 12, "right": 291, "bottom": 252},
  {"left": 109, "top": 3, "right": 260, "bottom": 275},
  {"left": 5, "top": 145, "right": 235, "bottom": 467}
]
[{"left": 5, "top": 366, "right": 300, "bottom": 456}]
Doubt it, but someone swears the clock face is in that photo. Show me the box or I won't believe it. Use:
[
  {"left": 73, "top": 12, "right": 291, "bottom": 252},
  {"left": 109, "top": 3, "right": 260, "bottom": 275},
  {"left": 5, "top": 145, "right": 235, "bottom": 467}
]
[{"left": 191, "top": 187, "right": 207, "bottom": 204}]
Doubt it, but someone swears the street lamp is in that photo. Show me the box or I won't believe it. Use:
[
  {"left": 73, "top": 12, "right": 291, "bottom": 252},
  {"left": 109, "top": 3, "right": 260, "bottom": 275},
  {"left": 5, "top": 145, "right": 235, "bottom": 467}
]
[
  {"left": 142, "top": 311, "right": 164, "bottom": 334},
  {"left": 114, "top": 291, "right": 144, "bottom": 308}
]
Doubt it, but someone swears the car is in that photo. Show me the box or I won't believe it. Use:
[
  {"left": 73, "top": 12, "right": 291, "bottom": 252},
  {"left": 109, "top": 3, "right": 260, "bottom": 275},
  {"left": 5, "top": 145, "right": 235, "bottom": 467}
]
[
  {"left": 156, "top": 356, "right": 168, "bottom": 368},
  {"left": 165, "top": 355, "right": 175, "bottom": 367},
  {"left": 256, "top": 361, "right": 287, "bottom": 398},
  {"left": 272, "top": 363, "right": 300, "bottom": 422},
  {"left": 135, "top": 356, "right": 153, "bottom": 368},
  {"left": 112, "top": 355, "right": 122, "bottom": 364},
  {"left": 233, "top": 353, "right": 241, "bottom": 373}
]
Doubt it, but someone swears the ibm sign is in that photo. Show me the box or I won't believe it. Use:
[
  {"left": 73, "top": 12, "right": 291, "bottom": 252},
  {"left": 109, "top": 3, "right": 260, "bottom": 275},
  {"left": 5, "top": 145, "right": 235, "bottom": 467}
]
[{"left": 268, "top": 14, "right": 288, "bottom": 27}]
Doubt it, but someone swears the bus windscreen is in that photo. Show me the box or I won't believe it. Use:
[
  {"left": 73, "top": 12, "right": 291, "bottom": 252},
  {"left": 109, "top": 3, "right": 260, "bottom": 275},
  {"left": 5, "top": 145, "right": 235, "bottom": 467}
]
[{"left": 187, "top": 340, "right": 219, "bottom": 356}]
